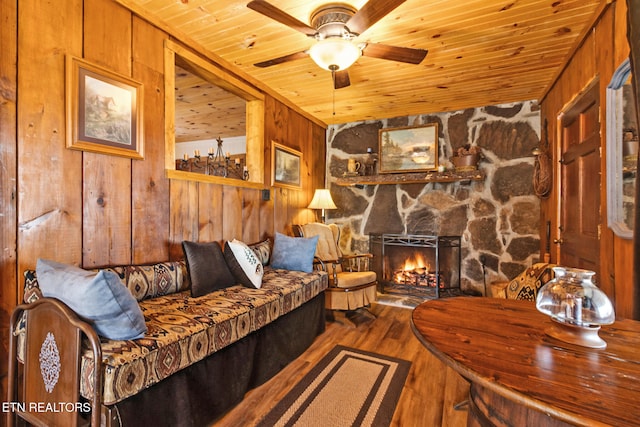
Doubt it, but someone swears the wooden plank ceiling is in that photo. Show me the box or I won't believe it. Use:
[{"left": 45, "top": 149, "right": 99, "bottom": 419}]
[{"left": 121, "top": 0, "right": 606, "bottom": 137}]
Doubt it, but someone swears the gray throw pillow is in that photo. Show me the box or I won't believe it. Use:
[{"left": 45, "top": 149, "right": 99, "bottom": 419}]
[
  {"left": 270, "top": 232, "right": 319, "bottom": 273},
  {"left": 182, "top": 240, "right": 236, "bottom": 297},
  {"left": 36, "top": 259, "right": 147, "bottom": 340}
]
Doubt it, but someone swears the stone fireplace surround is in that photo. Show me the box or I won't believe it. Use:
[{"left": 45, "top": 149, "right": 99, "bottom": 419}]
[{"left": 325, "top": 101, "right": 541, "bottom": 295}]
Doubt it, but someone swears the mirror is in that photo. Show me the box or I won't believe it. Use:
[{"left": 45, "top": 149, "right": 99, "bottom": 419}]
[
  {"left": 164, "top": 40, "right": 265, "bottom": 187},
  {"left": 174, "top": 63, "right": 248, "bottom": 178},
  {"left": 607, "top": 58, "right": 639, "bottom": 239}
]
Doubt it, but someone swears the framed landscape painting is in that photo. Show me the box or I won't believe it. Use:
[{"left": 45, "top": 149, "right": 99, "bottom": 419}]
[
  {"left": 272, "top": 142, "right": 302, "bottom": 189},
  {"left": 378, "top": 123, "right": 438, "bottom": 173},
  {"left": 66, "top": 55, "right": 144, "bottom": 159}
]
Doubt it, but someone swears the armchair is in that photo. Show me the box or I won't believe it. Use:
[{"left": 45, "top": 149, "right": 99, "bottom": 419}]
[{"left": 293, "top": 223, "right": 377, "bottom": 311}]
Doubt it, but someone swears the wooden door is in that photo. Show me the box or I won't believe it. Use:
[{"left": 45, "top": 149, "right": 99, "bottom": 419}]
[{"left": 558, "top": 83, "right": 601, "bottom": 275}]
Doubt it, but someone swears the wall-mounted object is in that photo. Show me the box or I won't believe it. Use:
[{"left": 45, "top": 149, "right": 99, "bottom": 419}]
[
  {"left": 378, "top": 123, "right": 438, "bottom": 173},
  {"left": 272, "top": 142, "right": 302, "bottom": 190},
  {"left": 606, "top": 58, "right": 637, "bottom": 239},
  {"left": 533, "top": 119, "right": 552, "bottom": 198},
  {"left": 65, "top": 55, "right": 144, "bottom": 159}
]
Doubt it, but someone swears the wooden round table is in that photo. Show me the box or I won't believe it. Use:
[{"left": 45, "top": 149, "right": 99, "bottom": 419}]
[{"left": 411, "top": 297, "right": 640, "bottom": 427}]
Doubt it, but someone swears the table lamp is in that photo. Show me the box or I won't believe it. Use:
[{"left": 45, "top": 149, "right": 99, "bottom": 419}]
[{"left": 308, "top": 189, "right": 337, "bottom": 223}]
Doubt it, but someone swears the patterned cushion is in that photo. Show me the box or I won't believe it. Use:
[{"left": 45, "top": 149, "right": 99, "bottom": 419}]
[
  {"left": 88, "top": 268, "right": 325, "bottom": 404},
  {"left": 18, "top": 267, "right": 328, "bottom": 405},
  {"left": 249, "top": 238, "right": 272, "bottom": 266},
  {"left": 23, "top": 261, "right": 189, "bottom": 303},
  {"left": 506, "top": 263, "right": 557, "bottom": 301}
]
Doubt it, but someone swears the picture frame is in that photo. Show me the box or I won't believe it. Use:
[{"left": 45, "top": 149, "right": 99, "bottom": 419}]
[
  {"left": 378, "top": 123, "right": 438, "bottom": 173},
  {"left": 272, "top": 142, "right": 302, "bottom": 189},
  {"left": 66, "top": 55, "right": 144, "bottom": 159}
]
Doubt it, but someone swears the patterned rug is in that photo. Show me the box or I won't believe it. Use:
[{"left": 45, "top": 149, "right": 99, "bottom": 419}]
[{"left": 257, "top": 346, "right": 411, "bottom": 427}]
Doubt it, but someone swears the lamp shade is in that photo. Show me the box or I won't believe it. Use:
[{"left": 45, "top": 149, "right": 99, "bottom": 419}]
[
  {"left": 308, "top": 189, "right": 337, "bottom": 210},
  {"left": 309, "top": 38, "right": 361, "bottom": 71}
]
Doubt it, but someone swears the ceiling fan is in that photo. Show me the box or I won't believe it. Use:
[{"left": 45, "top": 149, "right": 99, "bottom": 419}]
[{"left": 247, "top": 0, "right": 428, "bottom": 89}]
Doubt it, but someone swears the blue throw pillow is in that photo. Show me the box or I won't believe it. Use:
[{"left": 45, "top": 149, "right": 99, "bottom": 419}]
[
  {"left": 270, "top": 232, "right": 319, "bottom": 273},
  {"left": 36, "top": 259, "right": 147, "bottom": 340}
]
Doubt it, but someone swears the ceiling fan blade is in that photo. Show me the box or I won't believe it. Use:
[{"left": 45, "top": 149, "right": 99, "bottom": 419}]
[
  {"left": 346, "top": 0, "right": 407, "bottom": 35},
  {"left": 247, "top": 0, "right": 316, "bottom": 36},
  {"left": 362, "top": 43, "right": 427, "bottom": 64},
  {"left": 254, "top": 51, "right": 309, "bottom": 68},
  {"left": 333, "top": 70, "right": 351, "bottom": 89}
]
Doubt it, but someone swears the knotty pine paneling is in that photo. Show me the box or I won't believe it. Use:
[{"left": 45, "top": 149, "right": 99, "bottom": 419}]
[
  {"left": 17, "top": 0, "right": 84, "bottom": 276},
  {"left": 197, "top": 183, "right": 223, "bottom": 244},
  {"left": 169, "top": 179, "right": 199, "bottom": 260},
  {"left": 242, "top": 189, "right": 262, "bottom": 244},
  {"left": 540, "top": 1, "right": 636, "bottom": 319},
  {"left": 595, "top": 4, "right": 616, "bottom": 301},
  {"left": 222, "top": 185, "right": 243, "bottom": 241},
  {"left": 3, "top": 0, "right": 324, "bottom": 410},
  {"left": 132, "top": 17, "right": 171, "bottom": 264},
  {"left": 0, "top": 0, "right": 17, "bottom": 409},
  {"left": 82, "top": 0, "right": 133, "bottom": 268},
  {"left": 7, "top": 0, "right": 324, "bottom": 271}
]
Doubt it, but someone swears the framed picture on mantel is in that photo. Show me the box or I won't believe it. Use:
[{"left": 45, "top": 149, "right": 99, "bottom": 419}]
[
  {"left": 66, "top": 55, "right": 144, "bottom": 159},
  {"left": 378, "top": 123, "right": 438, "bottom": 173}
]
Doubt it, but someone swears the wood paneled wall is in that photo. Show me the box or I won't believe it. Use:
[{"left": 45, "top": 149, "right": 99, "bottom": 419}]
[
  {"left": 0, "top": 0, "right": 325, "bottom": 405},
  {"left": 540, "top": 0, "right": 635, "bottom": 319}
]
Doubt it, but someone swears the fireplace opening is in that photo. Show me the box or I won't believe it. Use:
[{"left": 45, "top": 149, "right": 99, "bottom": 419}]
[{"left": 369, "top": 234, "right": 462, "bottom": 298}]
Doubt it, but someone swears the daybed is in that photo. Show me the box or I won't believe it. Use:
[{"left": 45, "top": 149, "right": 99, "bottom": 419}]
[{"left": 8, "top": 241, "right": 328, "bottom": 427}]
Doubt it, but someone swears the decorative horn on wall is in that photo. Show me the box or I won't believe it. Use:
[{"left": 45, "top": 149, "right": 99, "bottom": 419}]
[{"left": 628, "top": 0, "right": 640, "bottom": 319}]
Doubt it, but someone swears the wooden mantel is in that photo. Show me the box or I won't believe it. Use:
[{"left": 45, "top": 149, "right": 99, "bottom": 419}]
[{"left": 335, "top": 169, "right": 485, "bottom": 186}]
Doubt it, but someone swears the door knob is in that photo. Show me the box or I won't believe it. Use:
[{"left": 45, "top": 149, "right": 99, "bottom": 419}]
[{"left": 553, "top": 238, "right": 564, "bottom": 245}]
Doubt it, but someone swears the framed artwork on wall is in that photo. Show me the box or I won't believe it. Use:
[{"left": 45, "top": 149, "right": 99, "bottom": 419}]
[
  {"left": 378, "top": 123, "right": 438, "bottom": 173},
  {"left": 272, "top": 142, "right": 302, "bottom": 189},
  {"left": 66, "top": 55, "right": 144, "bottom": 159}
]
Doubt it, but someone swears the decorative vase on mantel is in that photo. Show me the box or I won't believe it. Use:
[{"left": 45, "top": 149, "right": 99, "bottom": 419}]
[{"left": 451, "top": 145, "right": 482, "bottom": 171}]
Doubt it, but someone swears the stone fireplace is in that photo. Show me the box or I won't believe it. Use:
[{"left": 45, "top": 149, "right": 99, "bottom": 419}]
[
  {"left": 369, "top": 234, "right": 461, "bottom": 298},
  {"left": 325, "top": 101, "right": 542, "bottom": 295}
]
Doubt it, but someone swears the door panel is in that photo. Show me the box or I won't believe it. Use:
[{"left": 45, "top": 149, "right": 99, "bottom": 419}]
[{"left": 559, "top": 84, "right": 601, "bottom": 276}]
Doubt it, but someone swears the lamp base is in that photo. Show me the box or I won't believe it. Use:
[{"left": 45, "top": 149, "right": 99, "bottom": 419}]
[{"left": 545, "top": 318, "right": 606, "bottom": 349}]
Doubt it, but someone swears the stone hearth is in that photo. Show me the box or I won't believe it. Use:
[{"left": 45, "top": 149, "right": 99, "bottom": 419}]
[{"left": 326, "top": 101, "right": 541, "bottom": 295}]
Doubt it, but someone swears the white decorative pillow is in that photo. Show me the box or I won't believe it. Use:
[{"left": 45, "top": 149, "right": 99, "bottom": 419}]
[{"left": 224, "top": 239, "right": 264, "bottom": 288}]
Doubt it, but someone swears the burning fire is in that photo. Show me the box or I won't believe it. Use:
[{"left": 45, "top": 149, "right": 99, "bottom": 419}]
[
  {"left": 389, "top": 252, "right": 445, "bottom": 288},
  {"left": 399, "top": 252, "right": 430, "bottom": 273}
]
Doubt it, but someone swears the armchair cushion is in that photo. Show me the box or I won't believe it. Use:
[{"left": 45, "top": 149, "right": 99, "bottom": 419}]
[
  {"left": 270, "top": 232, "right": 319, "bottom": 273},
  {"left": 335, "top": 271, "right": 377, "bottom": 289},
  {"left": 302, "top": 223, "right": 340, "bottom": 261}
]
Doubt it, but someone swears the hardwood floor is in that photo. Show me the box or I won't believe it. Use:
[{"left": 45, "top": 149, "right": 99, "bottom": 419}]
[{"left": 213, "top": 302, "right": 469, "bottom": 427}]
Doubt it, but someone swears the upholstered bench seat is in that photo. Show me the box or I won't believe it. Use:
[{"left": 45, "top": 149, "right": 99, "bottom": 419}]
[{"left": 17, "top": 267, "right": 327, "bottom": 405}]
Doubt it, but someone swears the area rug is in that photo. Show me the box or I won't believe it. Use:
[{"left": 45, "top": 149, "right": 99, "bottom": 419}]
[{"left": 257, "top": 345, "right": 411, "bottom": 427}]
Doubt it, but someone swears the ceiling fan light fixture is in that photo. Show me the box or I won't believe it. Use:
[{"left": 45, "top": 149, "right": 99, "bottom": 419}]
[{"left": 309, "top": 37, "right": 361, "bottom": 71}]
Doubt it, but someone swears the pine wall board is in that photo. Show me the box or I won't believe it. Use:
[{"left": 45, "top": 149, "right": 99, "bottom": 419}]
[
  {"left": 0, "top": 0, "right": 327, "bottom": 401},
  {"left": 540, "top": 0, "right": 635, "bottom": 318},
  {"left": 0, "top": 0, "right": 18, "bottom": 410}
]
